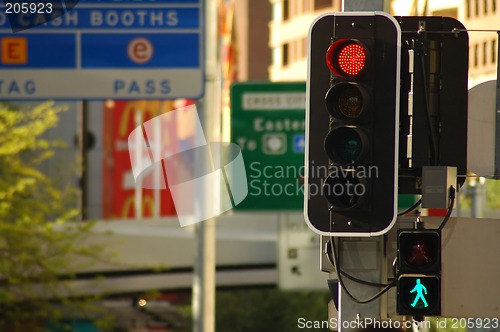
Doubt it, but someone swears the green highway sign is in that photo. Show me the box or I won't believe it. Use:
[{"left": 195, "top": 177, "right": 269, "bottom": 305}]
[{"left": 230, "top": 82, "right": 306, "bottom": 210}]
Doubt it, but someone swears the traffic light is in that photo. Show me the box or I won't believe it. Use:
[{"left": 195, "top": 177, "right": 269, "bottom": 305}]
[
  {"left": 304, "top": 12, "right": 401, "bottom": 236},
  {"left": 397, "top": 229, "right": 441, "bottom": 316}
]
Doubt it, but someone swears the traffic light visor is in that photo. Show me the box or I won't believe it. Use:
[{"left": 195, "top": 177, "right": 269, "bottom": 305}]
[{"left": 326, "top": 39, "right": 367, "bottom": 78}]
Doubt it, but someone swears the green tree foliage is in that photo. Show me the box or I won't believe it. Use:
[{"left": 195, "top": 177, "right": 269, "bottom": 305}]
[
  {"left": 0, "top": 101, "right": 107, "bottom": 330},
  {"left": 485, "top": 178, "right": 500, "bottom": 210},
  {"left": 216, "top": 288, "right": 331, "bottom": 332}
]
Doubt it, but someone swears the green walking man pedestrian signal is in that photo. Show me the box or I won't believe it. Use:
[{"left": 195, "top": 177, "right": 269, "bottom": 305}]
[{"left": 410, "top": 279, "right": 428, "bottom": 308}]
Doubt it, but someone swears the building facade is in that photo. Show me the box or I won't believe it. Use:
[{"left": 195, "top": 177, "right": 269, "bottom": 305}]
[
  {"left": 461, "top": 0, "right": 498, "bottom": 86},
  {"left": 268, "top": 0, "right": 498, "bottom": 86},
  {"left": 269, "top": 0, "right": 341, "bottom": 81}
]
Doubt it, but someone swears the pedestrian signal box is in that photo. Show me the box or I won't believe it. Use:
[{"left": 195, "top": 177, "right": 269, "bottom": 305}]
[{"left": 397, "top": 229, "right": 441, "bottom": 316}]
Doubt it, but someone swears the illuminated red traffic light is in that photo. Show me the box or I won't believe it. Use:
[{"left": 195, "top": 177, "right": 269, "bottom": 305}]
[{"left": 326, "top": 39, "right": 368, "bottom": 78}]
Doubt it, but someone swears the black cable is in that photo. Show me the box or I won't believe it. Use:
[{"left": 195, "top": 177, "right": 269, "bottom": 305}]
[
  {"left": 339, "top": 268, "right": 393, "bottom": 288},
  {"left": 328, "top": 238, "right": 396, "bottom": 304},
  {"left": 392, "top": 257, "right": 398, "bottom": 281},
  {"left": 397, "top": 197, "right": 422, "bottom": 216},
  {"left": 325, "top": 242, "right": 390, "bottom": 288},
  {"left": 418, "top": 48, "right": 439, "bottom": 166},
  {"left": 438, "top": 186, "right": 456, "bottom": 231}
]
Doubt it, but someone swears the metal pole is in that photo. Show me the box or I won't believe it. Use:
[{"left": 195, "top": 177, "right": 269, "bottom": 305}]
[
  {"left": 153, "top": 102, "right": 161, "bottom": 218},
  {"left": 337, "top": 3, "right": 390, "bottom": 331},
  {"left": 133, "top": 109, "right": 143, "bottom": 219},
  {"left": 192, "top": 0, "right": 218, "bottom": 331},
  {"left": 342, "top": 0, "right": 390, "bottom": 12},
  {"left": 495, "top": 32, "right": 500, "bottom": 176},
  {"left": 470, "top": 177, "right": 486, "bottom": 218}
]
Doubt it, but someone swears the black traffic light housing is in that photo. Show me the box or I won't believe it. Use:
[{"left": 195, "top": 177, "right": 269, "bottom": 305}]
[
  {"left": 397, "top": 229, "right": 441, "bottom": 316},
  {"left": 397, "top": 17, "right": 468, "bottom": 193},
  {"left": 305, "top": 12, "right": 401, "bottom": 236}
]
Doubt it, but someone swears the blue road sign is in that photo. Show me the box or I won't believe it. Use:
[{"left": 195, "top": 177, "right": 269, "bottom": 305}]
[
  {"left": 0, "top": 33, "right": 76, "bottom": 68},
  {"left": 0, "top": 0, "right": 204, "bottom": 99},
  {"left": 80, "top": 33, "right": 200, "bottom": 68},
  {"left": 293, "top": 134, "right": 305, "bottom": 153},
  {"left": 0, "top": 8, "right": 201, "bottom": 30}
]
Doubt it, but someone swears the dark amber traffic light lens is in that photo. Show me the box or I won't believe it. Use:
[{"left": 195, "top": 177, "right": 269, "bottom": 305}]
[
  {"left": 324, "top": 126, "right": 368, "bottom": 165},
  {"left": 325, "top": 83, "right": 368, "bottom": 120},
  {"left": 326, "top": 39, "right": 368, "bottom": 78}
]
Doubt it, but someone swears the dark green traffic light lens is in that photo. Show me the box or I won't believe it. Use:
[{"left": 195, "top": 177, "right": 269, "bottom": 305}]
[
  {"left": 325, "top": 83, "right": 368, "bottom": 120},
  {"left": 324, "top": 126, "right": 368, "bottom": 165}
]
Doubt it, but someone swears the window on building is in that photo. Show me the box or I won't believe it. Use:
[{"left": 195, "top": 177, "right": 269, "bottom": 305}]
[
  {"left": 493, "top": 0, "right": 497, "bottom": 12},
  {"left": 492, "top": 39, "right": 497, "bottom": 64},
  {"left": 295, "top": 39, "right": 302, "bottom": 62},
  {"left": 294, "top": 0, "right": 300, "bottom": 16},
  {"left": 474, "top": 43, "right": 479, "bottom": 67},
  {"left": 283, "top": 0, "right": 290, "bottom": 21},
  {"left": 475, "top": 0, "right": 479, "bottom": 16},
  {"left": 483, "top": 41, "right": 488, "bottom": 65},
  {"left": 289, "top": 40, "right": 296, "bottom": 64},
  {"left": 302, "top": 37, "right": 308, "bottom": 59},
  {"left": 273, "top": 47, "right": 281, "bottom": 67},
  {"left": 484, "top": 0, "right": 488, "bottom": 13},
  {"left": 466, "top": 0, "right": 471, "bottom": 17},
  {"left": 272, "top": 2, "right": 281, "bottom": 22},
  {"left": 283, "top": 43, "right": 290, "bottom": 66},
  {"left": 314, "top": 0, "right": 331, "bottom": 11},
  {"left": 288, "top": 0, "right": 296, "bottom": 19},
  {"left": 432, "top": 8, "right": 458, "bottom": 18},
  {"left": 303, "top": 0, "right": 312, "bottom": 12}
]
